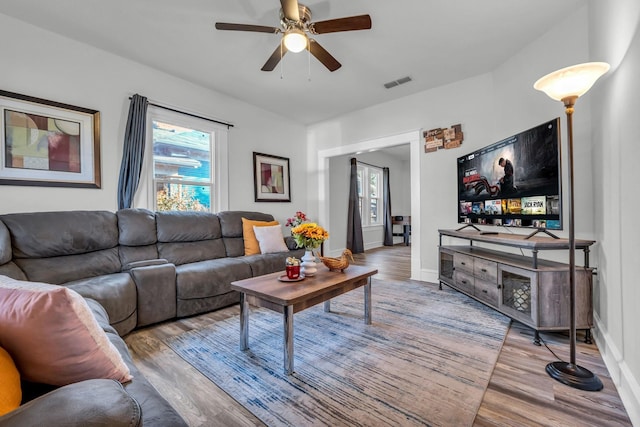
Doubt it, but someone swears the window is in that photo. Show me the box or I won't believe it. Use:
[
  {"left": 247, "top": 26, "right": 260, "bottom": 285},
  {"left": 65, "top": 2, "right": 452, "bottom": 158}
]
[
  {"left": 357, "top": 163, "right": 383, "bottom": 226},
  {"left": 145, "top": 107, "right": 228, "bottom": 212}
]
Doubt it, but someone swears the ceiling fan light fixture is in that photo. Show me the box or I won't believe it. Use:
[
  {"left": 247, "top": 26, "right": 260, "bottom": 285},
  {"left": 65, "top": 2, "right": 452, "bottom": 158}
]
[{"left": 283, "top": 29, "right": 307, "bottom": 53}]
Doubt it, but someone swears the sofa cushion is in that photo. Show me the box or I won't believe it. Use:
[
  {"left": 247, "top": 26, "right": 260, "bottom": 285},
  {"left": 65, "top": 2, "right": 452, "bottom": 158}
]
[
  {"left": 117, "top": 208, "right": 157, "bottom": 246},
  {"left": 66, "top": 273, "right": 137, "bottom": 336},
  {"left": 156, "top": 211, "right": 226, "bottom": 265},
  {"left": 0, "top": 211, "right": 118, "bottom": 259},
  {"left": 0, "top": 276, "right": 132, "bottom": 386},
  {"left": 218, "top": 211, "right": 275, "bottom": 257},
  {"left": 158, "top": 239, "right": 227, "bottom": 265},
  {"left": 253, "top": 224, "right": 289, "bottom": 254},
  {"left": 156, "top": 211, "right": 221, "bottom": 242},
  {"left": 0, "top": 221, "right": 11, "bottom": 265},
  {"left": 0, "top": 379, "right": 141, "bottom": 427},
  {"left": 175, "top": 257, "right": 252, "bottom": 300},
  {"left": 0, "top": 346, "right": 21, "bottom": 416},
  {"left": 13, "top": 248, "right": 121, "bottom": 284},
  {"left": 242, "top": 218, "right": 279, "bottom": 255},
  {"left": 117, "top": 208, "right": 159, "bottom": 266},
  {"left": 0, "top": 263, "right": 26, "bottom": 281}
]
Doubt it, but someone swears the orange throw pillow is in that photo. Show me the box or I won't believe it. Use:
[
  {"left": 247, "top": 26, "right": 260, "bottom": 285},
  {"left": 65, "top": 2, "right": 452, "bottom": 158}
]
[
  {"left": 0, "top": 346, "right": 21, "bottom": 416},
  {"left": 242, "top": 218, "right": 279, "bottom": 255}
]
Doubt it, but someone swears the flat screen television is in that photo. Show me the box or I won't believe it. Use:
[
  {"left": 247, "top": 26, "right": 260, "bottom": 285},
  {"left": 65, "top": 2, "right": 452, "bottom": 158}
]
[{"left": 457, "top": 118, "right": 562, "bottom": 231}]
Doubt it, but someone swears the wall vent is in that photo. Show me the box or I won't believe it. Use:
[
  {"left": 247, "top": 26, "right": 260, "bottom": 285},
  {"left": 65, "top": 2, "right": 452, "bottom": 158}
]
[{"left": 384, "top": 76, "right": 412, "bottom": 89}]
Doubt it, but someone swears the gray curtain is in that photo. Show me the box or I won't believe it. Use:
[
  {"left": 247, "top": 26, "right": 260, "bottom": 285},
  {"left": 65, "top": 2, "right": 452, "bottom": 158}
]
[
  {"left": 117, "top": 94, "right": 148, "bottom": 210},
  {"left": 383, "top": 167, "right": 394, "bottom": 246},
  {"left": 347, "top": 158, "right": 364, "bottom": 254}
]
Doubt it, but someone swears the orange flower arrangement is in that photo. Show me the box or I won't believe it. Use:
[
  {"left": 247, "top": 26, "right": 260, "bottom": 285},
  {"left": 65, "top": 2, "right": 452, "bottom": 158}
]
[{"left": 291, "top": 222, "right": 329, "bottom": 250}]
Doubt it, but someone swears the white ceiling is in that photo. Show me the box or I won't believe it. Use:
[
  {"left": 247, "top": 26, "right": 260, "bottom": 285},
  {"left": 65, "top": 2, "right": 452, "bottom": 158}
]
[{"left": 0, "top": 0, "right": 582, "bottom": 125}]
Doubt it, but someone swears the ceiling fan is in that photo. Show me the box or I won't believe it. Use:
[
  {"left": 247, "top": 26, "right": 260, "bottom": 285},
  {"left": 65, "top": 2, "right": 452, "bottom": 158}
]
[{"left": 215, "top": 0, "right": 372, "bottom": 72}]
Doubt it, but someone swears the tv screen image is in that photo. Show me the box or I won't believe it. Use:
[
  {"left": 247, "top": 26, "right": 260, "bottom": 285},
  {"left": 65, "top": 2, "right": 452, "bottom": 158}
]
[{"left": 457, "top": 118, "right": 562, "bottom": 230}]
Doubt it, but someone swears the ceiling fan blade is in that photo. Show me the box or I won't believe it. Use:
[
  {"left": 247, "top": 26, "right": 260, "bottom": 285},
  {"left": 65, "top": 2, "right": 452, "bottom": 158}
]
[
  {"left": 311, "top": 15, "right": 372, "bottom": 34},
  {"left": 215, "top": 22, "right": 280, "bottom": 33},
  {"left": 261, "top": 42, "right": 288, "bottom": 71},
  {"left": 280, "top": 0, "right": 300, "bottom": 21},
  {"left": 308, "top": 39, "right": 341, "bottom": 72}
]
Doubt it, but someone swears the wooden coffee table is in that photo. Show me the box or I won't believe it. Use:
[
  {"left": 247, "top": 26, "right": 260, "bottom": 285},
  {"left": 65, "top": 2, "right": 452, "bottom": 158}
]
[{"left": 230, "top": 264, "right": 378, "bottom": 375}]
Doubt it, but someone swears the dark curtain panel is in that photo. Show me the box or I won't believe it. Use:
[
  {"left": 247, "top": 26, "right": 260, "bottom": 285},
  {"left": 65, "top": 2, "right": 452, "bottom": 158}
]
[
  {"left": 347, "top": 158, "right": 364, "bottom": 254},
  {"left": 117, "top": 94, "right": 148, "bottom": 210},
  {"left": 383, "top": 167, "right": 394, "bottom": 246}
]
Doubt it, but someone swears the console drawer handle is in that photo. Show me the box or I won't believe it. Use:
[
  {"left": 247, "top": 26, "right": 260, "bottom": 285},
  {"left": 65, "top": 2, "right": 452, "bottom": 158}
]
[
  {"left": 461, "top": 262, "right": 466, "bottom": 266},
  {"left": 482, "top": 289, "right": 488, "bottom": 294},
  {"left": 481, "top": 268, "right": 487, "bottom": 272},
  {"left": 461, "top": 280, "right": 467, "bottom": 284}
]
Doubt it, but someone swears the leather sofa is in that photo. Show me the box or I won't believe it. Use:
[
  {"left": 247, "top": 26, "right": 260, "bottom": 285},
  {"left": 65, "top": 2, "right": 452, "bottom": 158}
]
[{"left": 0, "top": 209, "right": 304, "bottom": 426}]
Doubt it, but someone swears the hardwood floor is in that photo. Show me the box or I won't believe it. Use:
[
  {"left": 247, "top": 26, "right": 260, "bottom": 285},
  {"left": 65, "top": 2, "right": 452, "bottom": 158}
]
[{"left": 125, "top": 245, "right": 632, "bottom": 426}]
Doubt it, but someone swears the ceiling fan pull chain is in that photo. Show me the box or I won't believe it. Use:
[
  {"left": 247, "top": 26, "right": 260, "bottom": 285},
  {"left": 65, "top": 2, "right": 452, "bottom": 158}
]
[
  {"left": 307, "top": 39, "right": 311, "bottom": 82},
  {"left": 280, "top": 41, "right": 284, "bottom": 80}
]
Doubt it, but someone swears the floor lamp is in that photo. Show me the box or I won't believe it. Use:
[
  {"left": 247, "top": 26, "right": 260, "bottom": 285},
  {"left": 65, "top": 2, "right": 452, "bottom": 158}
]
[{"left": 534, "top": 62, "right": 609, "bottom": 391}]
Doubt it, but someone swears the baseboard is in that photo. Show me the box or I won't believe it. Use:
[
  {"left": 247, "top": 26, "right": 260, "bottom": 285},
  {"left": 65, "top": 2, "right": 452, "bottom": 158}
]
[
  {"left": 593, "top": 313, "right": 640, "bottom": 426},
  {"left": 419, "top": 268, "right": 438, "bottom": 284},
  {"left": 364, "top": 240, "right": 383, "bottom": 251}
]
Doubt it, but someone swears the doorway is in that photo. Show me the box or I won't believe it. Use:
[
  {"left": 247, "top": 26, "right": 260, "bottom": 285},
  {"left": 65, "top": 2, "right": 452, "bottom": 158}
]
[{"left": 317, "top": 130, "right": 421, "bottom": 280}]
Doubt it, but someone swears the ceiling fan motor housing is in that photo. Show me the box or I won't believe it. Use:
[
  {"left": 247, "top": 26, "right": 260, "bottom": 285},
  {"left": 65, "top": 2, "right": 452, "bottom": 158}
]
[{"left": 280, "top": 3, "right": 312, "bottom": 31}]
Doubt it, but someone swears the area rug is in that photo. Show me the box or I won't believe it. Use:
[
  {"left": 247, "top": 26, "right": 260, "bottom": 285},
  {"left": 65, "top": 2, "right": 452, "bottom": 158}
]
[{"left": 165, "top": 279, "right": 510, "bottom": 426}]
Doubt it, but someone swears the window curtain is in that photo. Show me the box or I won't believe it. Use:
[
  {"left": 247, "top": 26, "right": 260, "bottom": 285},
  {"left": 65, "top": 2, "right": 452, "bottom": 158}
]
[
  {"left": 383, "top": 167, "right": 394, "bottom": 246},
  {"left": 347, "top": 158, "right": 365, "bottom": 254},
  {"left": 117, "top": 94, "right": 148, "bottom": 210}
]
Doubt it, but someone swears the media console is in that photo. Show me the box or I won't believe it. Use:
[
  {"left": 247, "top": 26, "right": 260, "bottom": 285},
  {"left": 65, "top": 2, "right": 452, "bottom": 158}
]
[{"left": 438, "top": 229, "right": 595, "bottom": 345}]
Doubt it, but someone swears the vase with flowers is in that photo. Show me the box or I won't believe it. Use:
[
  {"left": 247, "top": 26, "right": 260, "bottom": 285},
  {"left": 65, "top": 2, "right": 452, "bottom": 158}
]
[
  {"left": 291, "top": 222, "right": 329, "bottom": 277},
  {"left": 285, "top": 211, "right": 308, "bottom": 229}
]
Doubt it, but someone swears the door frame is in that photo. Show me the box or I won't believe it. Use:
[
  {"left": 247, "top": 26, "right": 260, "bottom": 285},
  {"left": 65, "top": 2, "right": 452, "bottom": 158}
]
[{"left": 317, "top": 129, "right": 422, "bottom": 280}]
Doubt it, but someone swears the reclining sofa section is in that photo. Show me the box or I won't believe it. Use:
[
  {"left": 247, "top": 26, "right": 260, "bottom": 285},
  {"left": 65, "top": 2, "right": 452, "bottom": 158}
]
[{"left": 0, "top": 209, "right": 304, "bottom": 336}]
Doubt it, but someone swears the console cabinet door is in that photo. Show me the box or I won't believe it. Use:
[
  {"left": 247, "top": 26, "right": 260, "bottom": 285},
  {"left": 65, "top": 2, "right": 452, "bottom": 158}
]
[
  {"left": 498, "top": 264, "right": 538, "bottom": 328},
  {"left": 439, "top": 248, "right": 454, "bottom": 283}
]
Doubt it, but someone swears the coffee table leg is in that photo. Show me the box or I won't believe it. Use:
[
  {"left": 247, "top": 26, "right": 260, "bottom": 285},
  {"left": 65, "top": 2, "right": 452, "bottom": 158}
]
[
  {"left": 364, "top": 277, "right": 372, "bottom": 325},
  {"left": 284, "top": 305, "right": 294, "bottom": 374},
  {"left": 324, "top": 300, "right": 331, "bottom": 312},
  {"left": 240, "top": 292, "right": 249, "bottom": 351}
]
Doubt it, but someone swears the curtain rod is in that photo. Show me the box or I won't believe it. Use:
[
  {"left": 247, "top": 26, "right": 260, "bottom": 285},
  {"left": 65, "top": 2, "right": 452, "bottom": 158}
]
[
  {"left": 129, "top": 96, "right": 234, "bottom": 128},
  {"left": 356, "top": 159, "right": 385, "bottom": 169}
]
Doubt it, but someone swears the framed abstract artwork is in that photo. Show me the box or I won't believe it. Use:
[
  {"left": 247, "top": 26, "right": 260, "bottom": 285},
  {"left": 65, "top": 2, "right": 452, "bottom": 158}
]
[
  {"left": 0, "top": 90, "right": 101, "bottom": 188},
  {"left": 253, "top": 152, "right": 291, "bottom": 202}
]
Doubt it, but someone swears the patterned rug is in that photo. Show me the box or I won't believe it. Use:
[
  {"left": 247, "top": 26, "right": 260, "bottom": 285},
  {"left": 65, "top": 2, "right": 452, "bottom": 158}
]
[{"left": 165, "top": 279, "right": 510, "bottom": 426}]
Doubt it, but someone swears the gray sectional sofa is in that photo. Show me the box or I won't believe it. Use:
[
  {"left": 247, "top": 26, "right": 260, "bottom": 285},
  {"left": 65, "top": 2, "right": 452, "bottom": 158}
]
[{"left": 0, "top": 209, "right": 304, "bottom": 426}]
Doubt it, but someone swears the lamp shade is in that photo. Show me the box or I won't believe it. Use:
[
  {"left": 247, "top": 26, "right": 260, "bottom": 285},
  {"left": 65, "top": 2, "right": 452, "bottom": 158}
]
[
  {"left": 534, "top": 62, "right": 610, "bottom": 101},
  {"left": 283, "top": 29, "right": 307, "bottom": 53}
]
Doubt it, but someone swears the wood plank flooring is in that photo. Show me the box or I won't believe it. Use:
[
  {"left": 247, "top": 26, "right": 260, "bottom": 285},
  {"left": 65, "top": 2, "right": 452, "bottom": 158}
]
[{"left": 125, "top": 245, "right": 632, "bottom": 426}]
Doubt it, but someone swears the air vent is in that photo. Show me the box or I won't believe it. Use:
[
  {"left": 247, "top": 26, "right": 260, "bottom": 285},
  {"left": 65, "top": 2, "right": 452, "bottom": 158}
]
[{"left": 384, "top": 76, "right": 412, "bottom": 89}]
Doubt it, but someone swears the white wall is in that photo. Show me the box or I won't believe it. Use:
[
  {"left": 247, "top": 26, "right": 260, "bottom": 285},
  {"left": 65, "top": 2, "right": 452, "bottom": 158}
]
[
  {"left": 308, "top": 7, "right": 592, "bottom": 277},
  {"left": 0, "top": 13, "right": 308, "bottom": 226},
  {"left": 309, "top": 4, "right": 640, "bottom": 422},
  {"left": 589, "top": 0, "right": 640, "bottom": 424}
]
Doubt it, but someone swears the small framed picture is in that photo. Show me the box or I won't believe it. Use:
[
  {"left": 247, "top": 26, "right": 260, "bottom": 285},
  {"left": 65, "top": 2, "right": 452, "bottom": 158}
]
[
  {"left": 0, "top": 90, "right": 101, "bottom": 188},
  {"left": 253, "top": 152, "right": 291, "bottom": 202}
]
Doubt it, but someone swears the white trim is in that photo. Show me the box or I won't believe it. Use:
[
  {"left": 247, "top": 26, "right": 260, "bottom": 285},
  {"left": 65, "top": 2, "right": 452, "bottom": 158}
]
[
  {"left": 136, "top": 105, "right": 229, "bottom": 212},
  {"left": 421, "top": 268, "right": 439, "bottom": 284},
  {"left": 317, "top": 129, "right": 422, "bottom": 280},
  {"left": 593, "top": 314, "right": 640, "bottom": 427}
]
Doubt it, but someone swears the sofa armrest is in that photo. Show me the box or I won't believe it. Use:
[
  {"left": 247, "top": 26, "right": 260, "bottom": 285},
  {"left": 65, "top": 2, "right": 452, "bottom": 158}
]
[
  {"left": 122, "top": 258, "right": 169, "bottom": 271},
  {"left": 0, "top": 379, "right": 140, "bottom": 427},
  {"left": 128, "top": 263, "right": 177, "bottom": 327}
]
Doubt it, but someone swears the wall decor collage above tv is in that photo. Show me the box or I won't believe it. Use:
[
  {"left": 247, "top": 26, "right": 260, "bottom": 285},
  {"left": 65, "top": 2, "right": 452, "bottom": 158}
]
[{"left": 457, "top": 118, "right": 562, "bottom": 230}]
